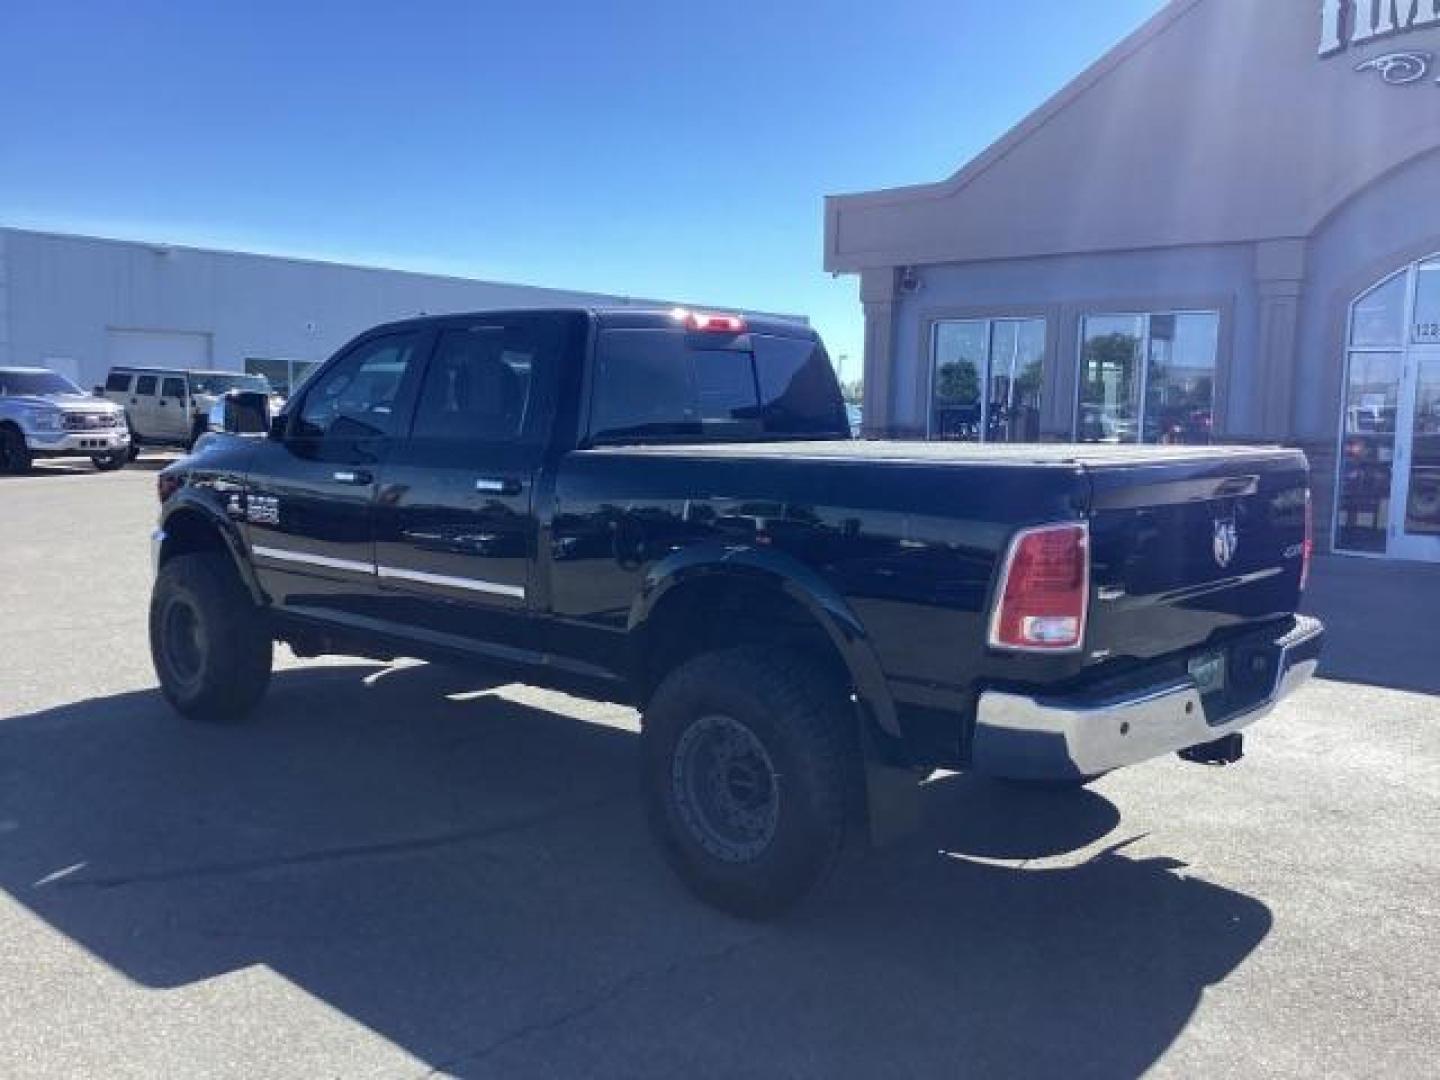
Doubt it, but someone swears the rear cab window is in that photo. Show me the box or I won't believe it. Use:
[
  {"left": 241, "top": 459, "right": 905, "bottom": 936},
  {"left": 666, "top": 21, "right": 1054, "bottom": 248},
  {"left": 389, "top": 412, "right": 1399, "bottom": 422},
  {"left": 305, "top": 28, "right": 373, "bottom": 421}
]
[
  {"left": 588, "top": 327, "right": 848, "bottom": 444},
  {"left": 161, "top": 377, "right": 187, "bottom": 399}
]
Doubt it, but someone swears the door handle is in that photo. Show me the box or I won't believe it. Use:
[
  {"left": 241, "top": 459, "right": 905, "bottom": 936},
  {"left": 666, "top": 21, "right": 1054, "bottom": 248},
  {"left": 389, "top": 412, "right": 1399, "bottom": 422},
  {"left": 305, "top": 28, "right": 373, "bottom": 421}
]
[
  {"left": 332, "top": 469, "right": 373, "bottom": 485},
  {"left": 475, "top": 477, "right": 523, "bottom": 496}
]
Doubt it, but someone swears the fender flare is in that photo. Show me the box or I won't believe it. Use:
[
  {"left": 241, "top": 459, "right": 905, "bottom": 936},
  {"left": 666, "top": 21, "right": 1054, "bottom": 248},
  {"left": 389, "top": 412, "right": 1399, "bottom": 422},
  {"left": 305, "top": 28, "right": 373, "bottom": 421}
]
[
  {"left": 629, "top": 543, "right": 901, "bottom": 738},
  {"left": 158, "top": 490, "right": 267, "bottom": 606}
]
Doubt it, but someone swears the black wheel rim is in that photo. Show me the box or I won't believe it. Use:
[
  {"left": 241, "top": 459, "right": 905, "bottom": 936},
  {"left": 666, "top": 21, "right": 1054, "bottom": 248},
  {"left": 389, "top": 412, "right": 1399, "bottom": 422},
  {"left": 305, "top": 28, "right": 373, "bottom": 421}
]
[
  {"left": 672, "top": 714, "right": 780, "bottom": 863},
  {"left": 161, "top": 597, "right": 206, "bottom": 689}
]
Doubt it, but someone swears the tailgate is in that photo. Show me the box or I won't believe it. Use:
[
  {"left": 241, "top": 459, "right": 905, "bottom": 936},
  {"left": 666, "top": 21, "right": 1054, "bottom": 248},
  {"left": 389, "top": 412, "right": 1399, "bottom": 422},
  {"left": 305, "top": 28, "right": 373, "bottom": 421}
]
[{"left": 1084, "top": 449, "right": 1309, "bottom": 663}]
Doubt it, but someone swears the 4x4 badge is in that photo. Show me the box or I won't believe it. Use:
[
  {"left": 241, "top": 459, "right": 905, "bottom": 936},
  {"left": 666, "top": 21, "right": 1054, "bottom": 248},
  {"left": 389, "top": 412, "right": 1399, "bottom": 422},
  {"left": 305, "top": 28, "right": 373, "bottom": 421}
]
[{"left": 1213, "top": 519, "right": 1239, "bottom": 569}]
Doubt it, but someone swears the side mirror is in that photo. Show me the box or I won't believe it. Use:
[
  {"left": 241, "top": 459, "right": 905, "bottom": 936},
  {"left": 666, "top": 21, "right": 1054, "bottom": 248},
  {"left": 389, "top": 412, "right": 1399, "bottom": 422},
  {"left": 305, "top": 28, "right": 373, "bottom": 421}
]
[
  {"left": 268, "top": 410, "right": 288, "bottom": 440},
  {"left": 220, "top": 390, "right": 271, "bottom": 435},
  {"left": 92, "top": 386, "right": 105, "bottom": 397}
]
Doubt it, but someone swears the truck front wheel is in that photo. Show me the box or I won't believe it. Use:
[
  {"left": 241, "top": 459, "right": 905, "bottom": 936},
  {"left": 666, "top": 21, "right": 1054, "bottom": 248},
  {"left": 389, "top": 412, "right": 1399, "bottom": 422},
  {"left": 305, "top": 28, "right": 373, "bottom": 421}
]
[
  {"left": 0, "top": 425, "right": 32, "bottom": 474},
  {"left": 150, "top": 552, "right": 273, "bottom": 723},
  {"left": 91, "top": 449, "right": 128, "bottom": 471},
  {"left": 641, "top": 647, "right": 855, "bottom": 919}
]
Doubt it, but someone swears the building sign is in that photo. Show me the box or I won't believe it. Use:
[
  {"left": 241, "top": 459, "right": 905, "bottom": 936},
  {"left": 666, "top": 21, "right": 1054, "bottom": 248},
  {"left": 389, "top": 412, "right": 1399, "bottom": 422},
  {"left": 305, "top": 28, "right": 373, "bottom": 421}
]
[{"left": 1321, "top": 1, "right": 1440, "bottom": 57}]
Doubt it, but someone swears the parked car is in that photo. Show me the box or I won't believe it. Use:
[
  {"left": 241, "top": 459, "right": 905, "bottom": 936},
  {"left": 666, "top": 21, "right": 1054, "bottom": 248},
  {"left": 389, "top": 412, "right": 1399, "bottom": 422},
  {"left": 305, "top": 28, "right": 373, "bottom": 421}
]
[
  {"left": 102, "top": 366, "right": 278, "bottom": 455},
  {"left": 0, "top": 366, "right": 130, "bottom": 472},
  {"left": 148, "top": 307, "right": 1322, "bottom": 917}
]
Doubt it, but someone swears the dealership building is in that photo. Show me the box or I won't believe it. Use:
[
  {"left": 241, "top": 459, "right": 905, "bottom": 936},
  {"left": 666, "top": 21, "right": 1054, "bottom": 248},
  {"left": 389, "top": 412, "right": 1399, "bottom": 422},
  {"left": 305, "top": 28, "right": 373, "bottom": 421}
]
[
  {"left": 827, "top": 0, "right": 1440, "bottom": 561},
  {"left": 0, "top": 226, "right": 639, "bottom": 398}
]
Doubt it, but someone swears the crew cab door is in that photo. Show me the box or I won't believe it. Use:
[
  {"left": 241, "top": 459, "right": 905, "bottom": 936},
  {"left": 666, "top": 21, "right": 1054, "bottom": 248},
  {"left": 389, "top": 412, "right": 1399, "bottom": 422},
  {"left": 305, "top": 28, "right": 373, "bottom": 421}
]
[
  {"left": 371, "top": 313, "right": 575, "bottom": 650},
  {"left": 129, "top": 374, "right": 160, "bottom": 438},
  {"left": 157, "top": 375, "right": 192, "bottom": 441},
  {"left": 243, "top": 329, "right": 429, "bottom": 621}
]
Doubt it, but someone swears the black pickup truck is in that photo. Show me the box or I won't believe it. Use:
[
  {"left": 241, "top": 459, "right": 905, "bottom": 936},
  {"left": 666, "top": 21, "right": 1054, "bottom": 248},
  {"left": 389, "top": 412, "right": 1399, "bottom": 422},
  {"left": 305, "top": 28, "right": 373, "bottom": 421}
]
[{"left": 149, "top": 307, "right": 1323, "bottom": 916}]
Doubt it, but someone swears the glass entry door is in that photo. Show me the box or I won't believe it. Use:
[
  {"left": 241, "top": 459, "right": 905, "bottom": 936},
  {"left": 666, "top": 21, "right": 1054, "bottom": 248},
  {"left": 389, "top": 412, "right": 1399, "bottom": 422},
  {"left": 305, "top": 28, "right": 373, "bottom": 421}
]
[
  {"left": 1392, "top": 349, "right": 1440, "bottom": 560},
  {"left": 1337, "top": 256, "right": 1440, "bottom": 561},
  {"left": 929, "top": 318, "right": 1044, "bottom": 442}
]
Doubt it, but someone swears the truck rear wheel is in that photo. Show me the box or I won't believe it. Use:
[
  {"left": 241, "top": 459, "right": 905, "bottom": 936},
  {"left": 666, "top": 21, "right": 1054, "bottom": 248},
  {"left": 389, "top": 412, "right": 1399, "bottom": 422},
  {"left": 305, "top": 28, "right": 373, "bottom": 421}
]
[
  {"left": 150, "top": 552, "right": 272, "bottom": 724},
  {"left": 641, "top": 647, "right": 855, "bottom": 919}
]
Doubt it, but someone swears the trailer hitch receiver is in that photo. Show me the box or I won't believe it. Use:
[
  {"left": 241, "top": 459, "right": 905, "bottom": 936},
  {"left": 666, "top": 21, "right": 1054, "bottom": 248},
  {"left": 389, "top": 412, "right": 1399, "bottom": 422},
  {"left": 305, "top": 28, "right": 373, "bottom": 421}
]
[{"left": 1178, "top": 733, "right": 1245, "bottom": 766}]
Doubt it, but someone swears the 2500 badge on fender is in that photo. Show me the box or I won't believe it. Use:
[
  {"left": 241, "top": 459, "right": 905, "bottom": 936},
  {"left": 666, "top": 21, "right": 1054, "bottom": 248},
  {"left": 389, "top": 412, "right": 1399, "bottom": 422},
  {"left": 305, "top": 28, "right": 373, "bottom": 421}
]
[{"left": 146, "top": 306, "right": 1323, "bottom": 917}]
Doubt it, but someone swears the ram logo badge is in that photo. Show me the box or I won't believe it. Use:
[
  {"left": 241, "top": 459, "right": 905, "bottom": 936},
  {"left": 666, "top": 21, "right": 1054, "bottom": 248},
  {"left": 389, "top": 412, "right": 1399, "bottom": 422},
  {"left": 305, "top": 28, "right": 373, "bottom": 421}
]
[{"left": 1213, "top": 518, "right": 1239, "bottom": 569}]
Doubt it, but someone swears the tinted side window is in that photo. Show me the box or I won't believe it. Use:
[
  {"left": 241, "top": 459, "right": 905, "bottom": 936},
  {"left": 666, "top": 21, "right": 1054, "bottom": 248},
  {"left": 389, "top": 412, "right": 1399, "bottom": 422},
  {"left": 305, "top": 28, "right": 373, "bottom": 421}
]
[
  {"left": 590, "top": 330, "right": 701, "bottom": 440},
  {"left": 105, "top": 372, "right": 132, "bottom": 392},
  {"left": 411, "top": 319, "right": 562, "bottom": 443},
  {"left": 752, "top": 335, "right": 850, "bottom": 436},
  {"left": 161, "top": 377, "right": 186, "bottom": 399},
  {"left": 589, "top": 329, "right": 848, "bottom": 443},
  {"left": 295, "top": 333, "right": 422, "bottom": 440},
  {"left": 135, "top": 375, "right": 158, "bottom": 396}
]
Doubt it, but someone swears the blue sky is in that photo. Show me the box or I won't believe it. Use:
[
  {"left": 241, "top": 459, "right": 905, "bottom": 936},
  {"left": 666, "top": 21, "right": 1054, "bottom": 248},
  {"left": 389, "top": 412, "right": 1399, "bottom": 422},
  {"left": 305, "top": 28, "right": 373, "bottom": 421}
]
[{"left": 0, "top": 0, "right": 1165, "bottom": 381}]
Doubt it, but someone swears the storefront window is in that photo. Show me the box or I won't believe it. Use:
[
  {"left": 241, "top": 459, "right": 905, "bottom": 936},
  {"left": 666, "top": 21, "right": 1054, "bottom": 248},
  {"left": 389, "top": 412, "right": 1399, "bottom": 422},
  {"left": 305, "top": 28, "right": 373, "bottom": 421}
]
[
  {"left": 1078, "top": 312, "right": 1217, "bottom": 445},
  {"left": 1336, "top": 351, "right": 1401, "bottom": 553},
  {"left": 930, "top": 318, "right": 1044, "bottom": 443},
  {"left": 988, "top": 319, "right": 1045, "bottom": 442},
  {"left": 1414, "top": 260, "right": 1440, "bottom": 345},
  {"left": 1146, "top": 313, "right": 1218, "bottom": 445},
  {"left": 1078, "top": 316, "right": 1142, "bottom": 443},
  {"left": 1406, "top": 359, "right": 1440, "bottom": 537},
  {"left": 1351, "top": 272, "right": 1406, "bottom": 348}
]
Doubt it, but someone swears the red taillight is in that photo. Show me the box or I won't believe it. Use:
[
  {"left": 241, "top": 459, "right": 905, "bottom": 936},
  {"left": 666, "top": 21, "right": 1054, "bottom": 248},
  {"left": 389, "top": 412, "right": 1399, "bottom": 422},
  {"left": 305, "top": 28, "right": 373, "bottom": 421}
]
[
  {"left": 988, "top": 522, "right": 1090, "bottom": 652},
  {"left": 1301, "top": 489, "right": 1314, "bottom": 591},
  {"left": 673, "top": 308, "right": 747, "bottom": 334}
]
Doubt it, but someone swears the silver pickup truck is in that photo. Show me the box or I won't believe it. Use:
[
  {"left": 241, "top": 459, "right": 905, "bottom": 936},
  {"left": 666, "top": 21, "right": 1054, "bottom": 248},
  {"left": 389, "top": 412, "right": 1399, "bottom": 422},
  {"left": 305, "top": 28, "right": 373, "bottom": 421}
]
[{"left": 0, "top": 367, "right": 131, "bottom": 473}]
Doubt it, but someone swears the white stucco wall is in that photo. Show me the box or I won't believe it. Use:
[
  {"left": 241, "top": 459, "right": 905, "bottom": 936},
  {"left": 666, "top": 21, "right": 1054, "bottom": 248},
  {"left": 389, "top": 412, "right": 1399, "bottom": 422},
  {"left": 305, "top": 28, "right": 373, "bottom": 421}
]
[{"left": 827, "top": 0, "right": 1440, "bottom": 272}]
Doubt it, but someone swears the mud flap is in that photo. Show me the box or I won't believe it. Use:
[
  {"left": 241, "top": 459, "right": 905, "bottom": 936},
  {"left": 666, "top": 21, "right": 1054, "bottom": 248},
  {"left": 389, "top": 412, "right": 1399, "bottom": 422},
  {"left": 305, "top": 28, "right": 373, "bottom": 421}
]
[{"left": 861, "top": 726, "right": 923, "bottom": 847}]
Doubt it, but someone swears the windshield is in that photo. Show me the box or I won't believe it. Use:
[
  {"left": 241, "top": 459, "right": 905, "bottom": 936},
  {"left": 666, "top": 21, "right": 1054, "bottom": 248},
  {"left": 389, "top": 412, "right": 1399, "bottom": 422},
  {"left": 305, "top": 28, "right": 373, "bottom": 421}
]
[
  {"left": 0, "top": 370, "right": 85, "bottom": 397},
  {"left": 189, "top": 373, "right": 270, "bottom": 395}
]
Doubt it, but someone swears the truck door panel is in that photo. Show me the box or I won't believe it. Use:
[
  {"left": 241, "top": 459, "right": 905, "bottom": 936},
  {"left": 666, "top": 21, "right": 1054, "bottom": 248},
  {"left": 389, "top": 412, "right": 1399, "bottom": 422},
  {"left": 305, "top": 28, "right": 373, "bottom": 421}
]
[
  {"left": 244, "top": 330, "right": 429, "bottom": 623},
  {"left": 158, "top": 376, "right": 191, "bottom": 441},
  {"left": 371, "top": 315, "right": 572, "bottom": 651},
  {"left": 130, "top": 374, "right": 159, "bottom": 438}
]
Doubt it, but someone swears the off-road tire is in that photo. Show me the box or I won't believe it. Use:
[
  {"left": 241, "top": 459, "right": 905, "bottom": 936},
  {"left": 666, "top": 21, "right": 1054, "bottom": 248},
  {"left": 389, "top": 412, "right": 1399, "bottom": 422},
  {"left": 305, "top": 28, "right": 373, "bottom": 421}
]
[
  {"left": 150, "top": 551, "right": 273, "bottom": 724},
  {"left": 642, "top": 647, "right": 856, "bottom": 919},
  {"left": 0, "top": 425, "right": 32, "bottom": 474},
  {"left": 91, "top": 449, "right": 128, "bottom": 471}
]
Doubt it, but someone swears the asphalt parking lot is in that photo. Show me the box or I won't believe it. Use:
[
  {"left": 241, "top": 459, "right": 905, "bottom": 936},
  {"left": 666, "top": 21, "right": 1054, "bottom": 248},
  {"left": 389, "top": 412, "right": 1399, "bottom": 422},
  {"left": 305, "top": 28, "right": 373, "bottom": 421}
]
[{"left": 2, "top": 459, "right": 1438, "bottom": 1079}]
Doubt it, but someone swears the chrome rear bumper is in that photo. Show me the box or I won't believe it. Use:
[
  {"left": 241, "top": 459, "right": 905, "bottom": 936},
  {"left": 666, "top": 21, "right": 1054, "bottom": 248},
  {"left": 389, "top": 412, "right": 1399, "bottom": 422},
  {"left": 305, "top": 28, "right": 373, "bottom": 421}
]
[{"left": 972, "top": 616, "right": 1324, "bottom": 780}]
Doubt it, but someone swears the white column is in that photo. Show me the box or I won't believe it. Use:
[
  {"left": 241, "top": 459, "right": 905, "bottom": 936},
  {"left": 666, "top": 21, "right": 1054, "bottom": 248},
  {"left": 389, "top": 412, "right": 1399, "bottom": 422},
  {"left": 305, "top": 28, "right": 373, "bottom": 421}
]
[
  {"left": 860, "top": 267, "right": 899, "bottom": 438},
  {"left": 1254, "top": 240, "right": 1308, "bottom": 440}
]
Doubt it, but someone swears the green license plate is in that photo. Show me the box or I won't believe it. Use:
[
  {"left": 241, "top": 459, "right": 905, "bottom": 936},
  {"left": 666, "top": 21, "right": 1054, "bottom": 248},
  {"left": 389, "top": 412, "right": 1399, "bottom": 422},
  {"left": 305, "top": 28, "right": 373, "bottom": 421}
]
[{"left": 1188, "top": 650, "right": 1228, "bottom": 696}]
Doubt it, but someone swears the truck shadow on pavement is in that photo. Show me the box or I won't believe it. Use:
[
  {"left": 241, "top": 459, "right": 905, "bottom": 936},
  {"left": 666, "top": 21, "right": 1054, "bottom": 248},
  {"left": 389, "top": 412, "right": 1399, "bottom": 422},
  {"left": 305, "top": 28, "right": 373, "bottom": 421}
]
[{"left": 0, "top": 663, "right": 1272, "bottom": 1079}]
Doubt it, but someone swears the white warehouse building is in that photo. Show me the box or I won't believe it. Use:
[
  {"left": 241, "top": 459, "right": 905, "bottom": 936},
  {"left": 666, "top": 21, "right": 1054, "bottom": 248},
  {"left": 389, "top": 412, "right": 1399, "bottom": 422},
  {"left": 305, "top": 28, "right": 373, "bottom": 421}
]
[{"left": 0, "top": 226, "right": 651, "bottom": 396}]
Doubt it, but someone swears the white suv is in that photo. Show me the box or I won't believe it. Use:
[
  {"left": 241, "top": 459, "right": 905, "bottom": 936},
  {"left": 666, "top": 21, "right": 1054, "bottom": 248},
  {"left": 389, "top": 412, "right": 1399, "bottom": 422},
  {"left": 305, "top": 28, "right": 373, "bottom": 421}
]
[
  {"left": 102, "top": 367, "right": 277, "bottom": 454},
  {"left": 0, "top": 367, "right": 130, "bottom": 472}
]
